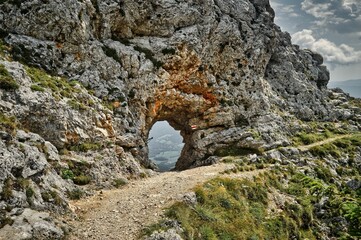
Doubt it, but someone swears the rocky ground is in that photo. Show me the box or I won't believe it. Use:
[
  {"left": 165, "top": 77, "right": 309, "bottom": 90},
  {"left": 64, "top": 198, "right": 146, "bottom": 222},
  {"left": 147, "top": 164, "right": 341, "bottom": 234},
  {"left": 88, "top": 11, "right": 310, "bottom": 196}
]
[{"left": 67, "top": 163, "right": 264, "bottom": 240}]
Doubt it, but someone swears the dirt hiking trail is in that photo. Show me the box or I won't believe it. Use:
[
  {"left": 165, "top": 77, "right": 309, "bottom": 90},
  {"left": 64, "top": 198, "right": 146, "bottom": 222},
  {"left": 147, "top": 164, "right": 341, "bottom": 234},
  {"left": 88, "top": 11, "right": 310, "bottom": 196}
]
[
  {"left": 68, "top": 163, "right": 264, "bottom": 240},
  {"left": 297, "top": 134, "right": 351, "bottom": 152}
]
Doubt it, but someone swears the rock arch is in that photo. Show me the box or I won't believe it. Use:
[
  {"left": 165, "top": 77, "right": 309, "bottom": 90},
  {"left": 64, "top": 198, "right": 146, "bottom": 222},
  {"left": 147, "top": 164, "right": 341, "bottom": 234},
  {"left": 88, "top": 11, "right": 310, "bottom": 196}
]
[{"left": 144, "top": 45, "right": 220, "bottom": 170}]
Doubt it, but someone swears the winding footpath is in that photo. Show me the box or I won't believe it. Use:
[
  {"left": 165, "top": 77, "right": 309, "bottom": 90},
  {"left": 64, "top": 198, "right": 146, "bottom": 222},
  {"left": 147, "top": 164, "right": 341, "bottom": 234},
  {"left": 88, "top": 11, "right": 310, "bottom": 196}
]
[
  {"left": 297, "top": 134, "right": 351, "bottom": 152},
  {"left": 68, "top": 163, "right": 263, "bottom": 240}
]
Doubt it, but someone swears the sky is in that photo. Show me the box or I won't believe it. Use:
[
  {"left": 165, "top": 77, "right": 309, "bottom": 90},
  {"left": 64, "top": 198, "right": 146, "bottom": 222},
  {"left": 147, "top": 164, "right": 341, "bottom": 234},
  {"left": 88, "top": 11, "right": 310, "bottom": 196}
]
[{"left": 270, "top": 0, "right": 361, "bottom": 82}]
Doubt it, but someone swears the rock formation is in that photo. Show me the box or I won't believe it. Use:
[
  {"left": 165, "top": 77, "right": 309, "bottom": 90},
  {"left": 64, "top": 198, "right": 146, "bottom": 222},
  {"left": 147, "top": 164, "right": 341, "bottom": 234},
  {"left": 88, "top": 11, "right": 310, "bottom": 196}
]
[{"left": 0, "top": 0, "right": 360, "bottom": 238}]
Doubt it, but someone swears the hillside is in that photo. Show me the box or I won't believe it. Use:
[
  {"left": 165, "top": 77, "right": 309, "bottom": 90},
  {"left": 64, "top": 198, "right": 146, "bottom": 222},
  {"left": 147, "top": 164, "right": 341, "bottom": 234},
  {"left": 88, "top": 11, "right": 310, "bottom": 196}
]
[{"left": 0, "top": 0, "right": 360, "bottom": 239}]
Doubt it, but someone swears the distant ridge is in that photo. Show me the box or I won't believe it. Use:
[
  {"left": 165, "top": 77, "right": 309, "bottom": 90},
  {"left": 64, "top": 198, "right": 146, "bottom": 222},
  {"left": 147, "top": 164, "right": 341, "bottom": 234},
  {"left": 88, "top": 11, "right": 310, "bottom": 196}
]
[{"left": 329, "top": 79, "right": 361, "bottom": 98}]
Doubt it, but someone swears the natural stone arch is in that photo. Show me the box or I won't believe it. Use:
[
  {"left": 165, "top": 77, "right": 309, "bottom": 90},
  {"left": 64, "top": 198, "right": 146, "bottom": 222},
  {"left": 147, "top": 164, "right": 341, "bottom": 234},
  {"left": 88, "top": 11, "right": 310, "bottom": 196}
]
[{"left": 143, "top": 45, "right": 220, "bottom": 170}]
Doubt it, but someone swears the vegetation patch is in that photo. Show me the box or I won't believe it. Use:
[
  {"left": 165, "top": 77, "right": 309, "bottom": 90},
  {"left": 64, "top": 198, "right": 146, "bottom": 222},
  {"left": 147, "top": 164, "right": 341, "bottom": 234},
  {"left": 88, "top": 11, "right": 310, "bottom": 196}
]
[
  {"left": 30, "top": 84, "right": 45, "bottom": 92},
  {"left": 25, "top": 66, "right": 95, "bottom": 110},
  {"left": 0, "top": 64, "right": 19, "bottom": 90},
  {"left": 0, "top": 113, "right": 18, "bottom": 134},
  {"left": 293, "top": 130, "right": 331, "bottom": 145},
  {"left": 61, "top": 160, "right": 92, "bottom": 185},
  {"left": 148, "top": 175, "right": 315, "bottom": 240},
  {"left": 0, "top": 178, "right": 13, "bottom": 201},
  {"left": 66, "top": 188, "right": 84, "bottom": 200},
  {"left": 145, "top": 161, "right": 361, "bottom": 239},
  {"left": 41, "top": 190, "right": 63, "bottom": 205},
  {"left": 0, "top": 39, "right": 12, "bottom": 59},
  {"left": 161, "top": 48, "right": 176, "bottom": 55},
  {"left": 292, "top": 122, "right": 350, "bottom": 146},
  {"left": 73, "top": 175, "right": 91, "bottom": 185},
  {"left": 0, "top": 211, "right": 14, "bottom": 229},
  {"left": 309, "top": 134, "right": 361, "bottom": 159},
  {"left": 112, "top": 178, "right": 128, "bottom": 188}
]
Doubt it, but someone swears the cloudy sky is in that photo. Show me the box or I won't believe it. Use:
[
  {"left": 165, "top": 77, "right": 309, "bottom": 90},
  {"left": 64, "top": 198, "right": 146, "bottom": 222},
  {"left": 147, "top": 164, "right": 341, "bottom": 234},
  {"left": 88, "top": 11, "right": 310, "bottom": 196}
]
[{"left": 270, "top": 0, "right": 361, "bottom": 82}]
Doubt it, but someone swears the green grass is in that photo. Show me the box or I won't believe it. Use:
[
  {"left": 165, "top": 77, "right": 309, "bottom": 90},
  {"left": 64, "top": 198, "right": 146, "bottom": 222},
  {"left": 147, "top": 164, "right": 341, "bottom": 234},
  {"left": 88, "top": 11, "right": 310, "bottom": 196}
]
[
  {"left": 309, "top": 134, "right": 361, "bottom": 159},
  {"left": 66, "top": 188, "right": 84, "bottom": 200},
  {"left": 113, "top": 178, "right": 128, "bottom": 188},
  {"left": 61, "top": 160, "right": 92, "bottom": 185},
  {"left": 0, "top": 112, "right": 18, "bottom": 134},
  {"left": 30, "top": 84, "right": 45, "bottom": 92},
  {"left": 144, "top": 176, "right": 317, "bottom": 240},
  {"left": 73, "top": 175, "right": 91, "bottom": 185},
  {"left": 0, "top": 64, "right": 19, "bottom": 90},
  {"left": 145, "top": 161, "right": 361, "bottom": 239},
  {"left": 293, "top": 131, "right": 331, "bottom": 145},
  {"left": 41, "top": 190, "right": 63, "bottom": 205},
  {"left": 25, "top": 66, "right": 97, "bottom": 110}
]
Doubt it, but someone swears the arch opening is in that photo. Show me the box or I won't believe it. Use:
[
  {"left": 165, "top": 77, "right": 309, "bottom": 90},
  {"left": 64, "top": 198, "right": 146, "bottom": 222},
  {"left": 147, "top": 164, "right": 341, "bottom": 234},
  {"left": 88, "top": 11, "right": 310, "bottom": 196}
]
[{"left": 148, "top": 121, "right": 184, "bottom": 172}]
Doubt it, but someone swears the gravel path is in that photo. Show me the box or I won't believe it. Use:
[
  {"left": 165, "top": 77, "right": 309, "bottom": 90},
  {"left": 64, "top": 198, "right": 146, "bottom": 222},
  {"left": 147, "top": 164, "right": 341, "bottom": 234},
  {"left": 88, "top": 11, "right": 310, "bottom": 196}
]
[
  {"left": 297, "top": 134, "right": 351, "bottom": 152},
  {"left": 68, "top": 163, "right": 264, "bottom": 240}
]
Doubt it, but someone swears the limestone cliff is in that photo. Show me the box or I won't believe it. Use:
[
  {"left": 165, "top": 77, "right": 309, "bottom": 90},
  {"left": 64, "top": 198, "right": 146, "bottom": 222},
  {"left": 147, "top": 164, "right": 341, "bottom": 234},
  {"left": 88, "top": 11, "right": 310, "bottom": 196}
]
[{"left": 0, "top": 0, "right": 360, "bottom": 238}]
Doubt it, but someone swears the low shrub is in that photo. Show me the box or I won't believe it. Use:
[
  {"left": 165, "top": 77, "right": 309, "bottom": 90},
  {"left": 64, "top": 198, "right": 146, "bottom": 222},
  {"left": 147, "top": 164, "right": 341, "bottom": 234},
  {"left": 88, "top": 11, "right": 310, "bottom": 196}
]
[
  {"left": 67, "top": 189, "right": 84, "bottom": 200},
  {"left": 73, "top": 175, "right": 91, "bottom": 185},
  {"left": 30, "top": 84, "right": 45, "bottom": 92},
  {"left": 113, "top": 178, "right": 128, "bottom": 188},
  {"left": 0, "top": 113, "right": 17, "bottom": 134},
  {"left": 0, "top": 64, "right": 19, "bottom": 90}
]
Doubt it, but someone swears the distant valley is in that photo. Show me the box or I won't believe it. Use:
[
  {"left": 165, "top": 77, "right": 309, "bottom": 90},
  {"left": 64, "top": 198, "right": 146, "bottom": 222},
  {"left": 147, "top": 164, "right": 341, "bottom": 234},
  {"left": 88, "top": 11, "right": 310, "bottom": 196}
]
[
  {"left": 329, "top": 79, "right": 361, "bottom": 98},
  {"left": 148, "top": 121, "right": 184, "bottom": 171}
]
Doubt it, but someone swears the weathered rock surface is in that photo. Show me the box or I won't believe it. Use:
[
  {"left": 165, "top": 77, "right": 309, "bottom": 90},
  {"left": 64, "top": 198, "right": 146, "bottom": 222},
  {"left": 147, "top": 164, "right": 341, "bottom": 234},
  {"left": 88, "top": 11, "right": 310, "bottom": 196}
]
[{"left": 1, "top": 0, "right": 355, "bottom": 171}]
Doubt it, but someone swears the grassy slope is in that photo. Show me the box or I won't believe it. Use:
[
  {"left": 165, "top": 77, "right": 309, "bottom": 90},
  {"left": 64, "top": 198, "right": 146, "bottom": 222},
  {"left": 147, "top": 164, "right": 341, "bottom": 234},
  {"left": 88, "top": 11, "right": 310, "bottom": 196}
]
[{"left": 144, "top": 134, "right": 361, "bottom": 240}]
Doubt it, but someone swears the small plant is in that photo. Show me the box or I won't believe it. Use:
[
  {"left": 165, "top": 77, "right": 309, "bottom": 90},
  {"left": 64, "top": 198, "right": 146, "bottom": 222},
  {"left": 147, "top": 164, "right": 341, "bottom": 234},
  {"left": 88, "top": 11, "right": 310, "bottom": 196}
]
[
  {"left": 67, "top": 99, "right": 87, "bottom": 111},
  {"left": 139, "top": 172, "right": 147, "bottom": 178},
  {"left": 0, "top": 64, "right": 19, "bottom": 90},
  {"left": 1, "top": 178, "right": 13, "bottom": 200},
  {"left": 67, "top": 189, "right": 84, "bottom": 200},
  {"left": 0, "top": 113, "right": 18, "bottom": 134},
  {"left": 61, "top": 169, "right": 74, "bottom": 180},
  {"left": 30, "top": 84, "right": 45, "bottom": 92},
  {"left": 0, "top": 214, "right": 14, "bottom": 229},
  {"left": 113, "top": 178, "right": 128, "bottom": 188},
  {"left": 41, "top": 190, "right": 63, "bottom": 205},
  {"left": 25, "top": 187, "right": 34, "bottom": 198},
  {"left": 73, "top": 175, "right": 91, "bottom": 185}
]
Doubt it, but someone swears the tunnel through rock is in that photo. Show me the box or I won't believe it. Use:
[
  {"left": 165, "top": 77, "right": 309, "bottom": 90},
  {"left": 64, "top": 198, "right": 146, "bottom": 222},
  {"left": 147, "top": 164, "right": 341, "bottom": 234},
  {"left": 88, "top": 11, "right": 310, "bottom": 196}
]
[{"left": 148, "top": 121, "right": 184, "bottom": 171}]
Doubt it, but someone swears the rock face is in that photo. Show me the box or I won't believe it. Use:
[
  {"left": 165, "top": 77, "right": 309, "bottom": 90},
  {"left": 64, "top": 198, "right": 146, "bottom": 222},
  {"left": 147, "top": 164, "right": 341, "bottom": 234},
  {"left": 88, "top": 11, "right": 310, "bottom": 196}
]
[{"left": 0, "top": 0, "right": 348, "bottom": 171}]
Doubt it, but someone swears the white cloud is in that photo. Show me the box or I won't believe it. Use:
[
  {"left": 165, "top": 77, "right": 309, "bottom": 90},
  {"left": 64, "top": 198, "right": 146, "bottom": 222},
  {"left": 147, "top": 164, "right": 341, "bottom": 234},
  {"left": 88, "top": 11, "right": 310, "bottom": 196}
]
[
  {"left": 292, "top": 29, "right": 361, "bottom": 64},
  {"left": 301, "top": 0, "right": 333, "bottom": 19},
  {"left": 271, "top": 2, "right": 299, "bottom": 18}
]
